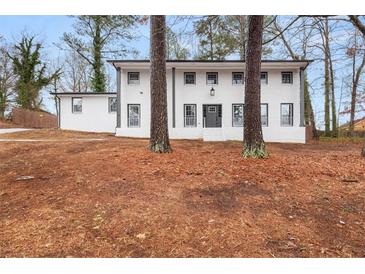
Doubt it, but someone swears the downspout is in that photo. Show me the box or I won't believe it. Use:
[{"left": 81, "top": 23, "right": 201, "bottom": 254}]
[
  {"left": 172, "top": 67, "right": 176, "bottom": 128},
  {"left": 299, "top": 68, "right": 305, "bottom": 127}
]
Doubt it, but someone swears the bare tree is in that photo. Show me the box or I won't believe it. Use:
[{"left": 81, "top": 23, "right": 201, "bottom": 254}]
[
  {"left": 61, "top": 50, "right": 91, "bottom": 93},
  {"left": 149, "top": 15, "right": 172, "bottom": 153},
  {"left": 243, "top": 16, "right": 267, "bottom": 158},
  {"left": 0, "top": 42, "right": 16, "bottom": 118}
]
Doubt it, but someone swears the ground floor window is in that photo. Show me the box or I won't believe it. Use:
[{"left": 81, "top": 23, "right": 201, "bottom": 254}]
[
  {"left": 261, "top": 103, "right": 268, "bottom": 126},
  {"left": 281, "top": 103, "right": 293, "bottom": 126},
  {"left": 128, "top": 104, "right": 140, "bottom": 127},
  {"left": 232, "top": 104, "right": 244, "bottom": 127},
  {"left": 109, "top": 97, "right": 117, "bottom": 112},
  {"left": 72, "top": 97, "right": 82, "bottom": 113},
  {"left": 184, "top": 104, "right": 197, "bottom": 127}
]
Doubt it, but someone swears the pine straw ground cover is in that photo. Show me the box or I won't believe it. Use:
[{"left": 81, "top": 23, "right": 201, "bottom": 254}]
[{"left": 0, "top": 130, "right": 365, "bottom": 257}]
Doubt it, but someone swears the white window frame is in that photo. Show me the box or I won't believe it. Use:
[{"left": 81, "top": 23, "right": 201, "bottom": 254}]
[
  {"left": 128, "top": 104, "right": 141, "bottom": 128},
  {"left": 281, "top": 103, "right": 293, "bottom": 127},
  {"left": 72, "top": 97, "right": 82, "bottom": 113},
  {"left": 232, "top": 104, "right": 244, "bottom": 127},
  {"left": 281, "top": 72, "right": 293, "bottom": 84},
  {"left": 108, "top": 97, "right": 117, "bottom": 113},
  {"left": 184, "top": 104, "right": 197, "bottom": 127},
  {"left": 184, "top": 72, "right": 196, "bottom": 85},
  {"left": 232, "top": 72, "right": 244, "bottom": 85},
  {"left": 206, "top": 72, "right": 218, "bottom": 85},
  {"left": 261, "top": 72, "right": 268, "bottom": 84},
  {"left": 261, "top": 103, "right": 268, "bottom": 127},
  {"left": 128, "top": 72, "right": 140, "bottom": 85}
]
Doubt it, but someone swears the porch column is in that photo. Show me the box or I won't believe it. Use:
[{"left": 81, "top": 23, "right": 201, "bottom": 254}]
[
  {"left": 116, "top": 67, "right": 121, "bottom": 128},
  {"left": 172, "top": 67, "right": 176, "bottom": 128}
]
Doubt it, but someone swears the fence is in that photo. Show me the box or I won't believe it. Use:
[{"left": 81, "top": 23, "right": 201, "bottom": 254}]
[{"left": 11, "top": 108, "right": 58, "bottom": 129}]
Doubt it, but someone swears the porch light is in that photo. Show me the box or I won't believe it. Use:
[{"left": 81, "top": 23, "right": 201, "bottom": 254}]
[{"left": 210, "top": 87, "right": 215, "bottom": 96}]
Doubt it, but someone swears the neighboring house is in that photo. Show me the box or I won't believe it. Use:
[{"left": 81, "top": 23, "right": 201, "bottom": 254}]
[
  {"left": 52, "top": 59, "right": 311, "bottom": 143},
  {"left": 339, "top": 117, "right": 365, "bottom": 131}
]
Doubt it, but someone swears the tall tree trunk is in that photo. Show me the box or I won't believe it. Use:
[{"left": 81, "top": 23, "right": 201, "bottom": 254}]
[
  {"left": 149, "top": 15, "right": 172, "bottom": 153},
  {"left": 349, "top": 49, "right": 365, "bottom": 135},
  {"left": 243, "top": 16, "right": 267, "bottom": 158},
  {"left": 321, "top": 18, "right": 332, "bottom": 137},
  {"left": 329, "top": 56, "right": 337, "bottom": 137},
  {"left": 304, "top": 75, "right": 319, "bottom": 139},
  {"left": 324, "top": 50, "right": 331, "bottom": 137},
  {"left": 92, "top": 17, "right": 106, "bottom": 92}
]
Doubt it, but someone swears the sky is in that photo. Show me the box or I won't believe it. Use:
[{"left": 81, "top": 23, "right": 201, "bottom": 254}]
[{"left": 0, "top": 15, "right": 362, "bottom": 127}]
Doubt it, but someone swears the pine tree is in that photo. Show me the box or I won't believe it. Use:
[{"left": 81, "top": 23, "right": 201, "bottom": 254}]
[
  {"left": 243, "top": 16, "right": 268, "bottom": 158},
  {"left": 149, "top": 15, "right": 172, "bottom": 153}
]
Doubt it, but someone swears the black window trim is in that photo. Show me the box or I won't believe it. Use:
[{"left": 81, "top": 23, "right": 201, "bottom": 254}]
[
  {"left": 281, "top": 71, "right": 293, "bottom": 84},
  {"left": 232, "top": 103, "right": 244, "bottom": 127},
  {"left": 232, "top": 72, "right": 244, "bottom": 85},
  {"left": 206, "top": 72, "right": 218, "bottom": 85},
  {"left": 261, "top": 103, "right": 269, "bottom": 127},
  {"left": 127, "top": 72, "right": 140, "bottom": 85},
  {"left": 183, "top": 104, "right": 197, "bottom": 127},
  {"left": 260, "top": 71, "right": 268, "bottom": 84},
  {"left": 72, "top": 97, "right": 82, "bottom": 114},
  {"left": 184, "top": 72, "right": 196, "bottom": 85},
  {"left": 108, "top": 97, "right": 117, "bottom": 113},
  {"left": 127, "top": 104, "right": 141, "bottom": 128},
  {"left": 280, "top": 103, "right": 294, "bottom": 127}
]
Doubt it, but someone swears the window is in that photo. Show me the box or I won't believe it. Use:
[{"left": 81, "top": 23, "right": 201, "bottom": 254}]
[
  {"left": 281, "top": 103, "right": 293, "bottom": 126},
  {"left": 128, "top": 72, "right": 140, "bottom": 85},
  {"left": 128, "top": 104, "right": 140, "bottom": 127},
  {"left": 261, "top": 72, "right": 268, "bottom": 84},
  {"left": 184, "top": 72, "right": 196, "bottom": 85},
  {"left": 184, "top": 104, "right": 197, "bottom": 127},
  {"left": 282, "top": 72, "right": 293, "bottom": 84},
  {"left": 232, "top": 104, "right": 244, "bottom": 127},
  {"left": 108, "top": 97, "right": 117, "bottom": 113},
  {"left": 232, "top": 72, "right": 244, "bottom": 85},
  {"left": 72, "top": 97, "right": 82, "bottom": 113},
  {"left": 261, "top": 104, "right": 268, "bottom": 126},
  {"left": 206, "top": 72, "right": 218, "bottom": 85}
]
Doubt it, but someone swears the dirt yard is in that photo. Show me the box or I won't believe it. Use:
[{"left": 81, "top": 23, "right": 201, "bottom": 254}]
[{"left": 0, "top": 129, "right": 364, "bottom": 258}]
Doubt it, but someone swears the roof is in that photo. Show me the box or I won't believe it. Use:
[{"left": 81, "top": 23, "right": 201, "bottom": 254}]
[
  {"left": 51, "top": 92, "right": 116, "bottom": 96},
  {"left": 108, "top": 59, "right": 312, "bottom": 70},
  {"left": 339, "top": 117, "right": 365, "bottom": 131}
]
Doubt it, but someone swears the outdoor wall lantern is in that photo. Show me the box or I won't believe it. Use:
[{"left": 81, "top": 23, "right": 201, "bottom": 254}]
[{"left": 210, "top": 87, "right": 215, "bottom": 96}]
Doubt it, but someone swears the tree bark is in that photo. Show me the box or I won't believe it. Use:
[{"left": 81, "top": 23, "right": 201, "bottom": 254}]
[
  {"left": 323, "top": 18, "right": 331, "bottom": 137},
  {"left": 149, "top": 15, "right": 172, "bottom": 153},
  {"left": 349, "top": 50, "right": 365, "bottom": 135},
  {"left": 243, "top": 16, "right": 267, "bottom": 158}
]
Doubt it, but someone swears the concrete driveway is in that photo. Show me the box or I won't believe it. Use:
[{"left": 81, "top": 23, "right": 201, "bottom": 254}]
[{"left": 0, "top": 128, "right": 32, "bottom": 134}]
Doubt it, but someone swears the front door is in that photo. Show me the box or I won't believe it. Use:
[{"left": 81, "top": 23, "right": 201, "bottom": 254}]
[{"left": 203, "top": 104, "right": 222, "bottom": 127}]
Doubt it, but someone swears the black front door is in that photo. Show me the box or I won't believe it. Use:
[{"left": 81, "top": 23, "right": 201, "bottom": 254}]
[{"left": 203, "top": 104, "right": 222, "bottom": 128}]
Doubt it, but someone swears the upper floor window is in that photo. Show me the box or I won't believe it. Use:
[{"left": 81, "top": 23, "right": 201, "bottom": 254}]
[
  {"left": 184, "top": 72, "right": 196, "bottom": 85},
  {"left": 206, "top": 72, "right": 218, "bottom": 85},
  {"left": 184, "top": 104, "right": 197, "bottom": 127},
  {"left": 128, "top": 72, "right": 140, "bottom": 85},
  {"left": 72, "top": 97, "right": 82, "bottom": 113},
  {"left": 261, "top": 72, "right": 268, "bottom": 84},
  {"left": 261, "top": 103, "right": 268, "bottom": 126},
  {"left": 281, "top": 103, "right": 293, "bottom": 126},
  {"left": 281, "top": 72, "right": 293, "bottom": 84},
  {"left": 232, "top": 104, "right": 244, "bottom": 127},
  {"left": 108, "top": 97, "right": 117, "bottom": 112},
  {"left": 128, "top": 104, "right": 140, "bottom": 127},
  {"left": 232, "top": 72, "right": 244, "bottom": 85}
]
